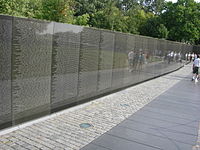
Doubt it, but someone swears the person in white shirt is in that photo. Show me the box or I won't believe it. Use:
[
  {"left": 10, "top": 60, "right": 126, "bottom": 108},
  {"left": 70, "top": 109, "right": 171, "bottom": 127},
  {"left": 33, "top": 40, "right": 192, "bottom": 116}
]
[
  {"left": 185, "top": 53, "right": 188, "bottom": 61},
  {"left": 191, "top": 53, "right": 195, "bottom": 61},
  {"left": 192, "top": 55, "right": 200, "bottom": 83},
  {"left": 188, "top": 53, "right": 192, "bottom": 62}
]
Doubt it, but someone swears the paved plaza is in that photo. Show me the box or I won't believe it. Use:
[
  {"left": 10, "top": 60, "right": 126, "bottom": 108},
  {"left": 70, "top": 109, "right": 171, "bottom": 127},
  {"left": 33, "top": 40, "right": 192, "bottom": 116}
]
[{"left": 0, "top": 64, "right": 200, "bottom": 150}]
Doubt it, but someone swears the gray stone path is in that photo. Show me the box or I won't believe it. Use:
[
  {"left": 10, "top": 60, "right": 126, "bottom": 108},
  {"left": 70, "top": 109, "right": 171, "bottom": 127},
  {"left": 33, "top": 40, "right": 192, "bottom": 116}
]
[
  {"left": 193, "top": 123, "right": 200, "bottom": 150},
  {"left": 0, "top": 64, "right": 199, "bottom": 150},
  {"left": 81, "top": 66, "right": 200, "bottom": 150}
]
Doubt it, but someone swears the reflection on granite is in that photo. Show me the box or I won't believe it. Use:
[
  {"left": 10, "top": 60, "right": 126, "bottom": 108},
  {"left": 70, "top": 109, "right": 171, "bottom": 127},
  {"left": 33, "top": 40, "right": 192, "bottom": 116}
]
[
  {"left": 51, "top": 23, "right": 81, "bottom": 106},
  {"left": 0, "top": 15, "right": 12, "bottom": 127},
  {"left": 78, "top": 28, "right": 100, "bottom": 96},
  {"left": 98, "top": 31, "right": 114, "bottom": 91},
  {"left": 12, "top": 17, "right": 53, "bottom": 124},
  {"left": 0, "top": 14, "right": 194, "bottom": 129}
]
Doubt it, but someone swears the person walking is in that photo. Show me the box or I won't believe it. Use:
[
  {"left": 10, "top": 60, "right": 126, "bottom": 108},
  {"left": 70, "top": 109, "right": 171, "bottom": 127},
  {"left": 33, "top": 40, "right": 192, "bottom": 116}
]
[{"left": 192, "top": 55, "right": 200, "bottom": 83}]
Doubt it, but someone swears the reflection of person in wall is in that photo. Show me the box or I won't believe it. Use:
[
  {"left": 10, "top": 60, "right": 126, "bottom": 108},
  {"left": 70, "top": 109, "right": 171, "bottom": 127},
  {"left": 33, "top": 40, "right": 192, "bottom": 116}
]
[
  {"left": 144, "top": 52, "right": 148, "bottom": 64},
  {"left": 164, "top": 52, "right": 168, "bottom": 62},
  {"left": 189, "top": 53, "right": 192, "bottom": 62},
  {"left": 185, "top": 53, "right": 188, "bottom": 61},
  {"left": 138, "top": 49, "right": 144, "bottom": 70},
  {"left": 191, "top": 53, "right": 195, "bottom": 61},
  {"left": 174, "top": 52, "right": 179, "bottom": 62},
  {"left": 170, "top": 51, "right": 174, "bottom": 62},
  {"left": 178, "top": 52, "right": 182, "bottom": 63},
  {"left": 167, "top": 51, "right": 171, "bottom": 64},
  {"left": 128, "top": 50, "right": 134, "bottom": 72},
  {"left": 146, "top": 52, "right": 150, "bottom": 63}
]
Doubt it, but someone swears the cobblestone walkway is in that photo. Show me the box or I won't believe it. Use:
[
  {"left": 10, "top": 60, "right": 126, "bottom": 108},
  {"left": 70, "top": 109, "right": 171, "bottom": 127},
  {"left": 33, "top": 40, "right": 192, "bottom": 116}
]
[{"left": 0, "top": 65, "right": 196, "bottom": 150}]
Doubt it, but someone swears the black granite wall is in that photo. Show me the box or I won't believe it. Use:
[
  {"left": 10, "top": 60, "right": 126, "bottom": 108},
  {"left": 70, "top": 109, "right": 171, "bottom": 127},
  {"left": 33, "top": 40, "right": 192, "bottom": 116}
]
[
  {"left": 51, "top": 23, "right": 81, "bottom": 109},
  {"left": 11, "top": 17, "right": 53, "bottom": 124},
  {"left": 0, "top": 15, "right": 193, "bottom": 130},
  {"left": 0, "top": 15, "right": 12, "bottom": 128}
]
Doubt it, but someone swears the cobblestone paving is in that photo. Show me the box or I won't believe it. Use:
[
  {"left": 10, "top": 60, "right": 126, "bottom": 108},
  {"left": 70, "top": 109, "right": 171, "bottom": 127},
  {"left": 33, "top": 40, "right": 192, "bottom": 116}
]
[{"left": 0, "top": 65, "right": 194, "bottom": 150}]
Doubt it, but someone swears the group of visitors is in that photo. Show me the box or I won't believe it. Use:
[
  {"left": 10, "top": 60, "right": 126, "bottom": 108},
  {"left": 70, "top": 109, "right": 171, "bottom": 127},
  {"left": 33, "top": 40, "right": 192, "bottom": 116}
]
[
  {"left": 128, "top": 50, "right": 200, "bottom": 83},
  {"left": 128, "top": 49, "right": 145, "bottom": 72},
  {"left": 166, "top": 51, "right": 182, "bottom": 64},
  {"left": 192, "top": 54, "right": 200, "bottom": 83},
  {"left": 186, "top": 52, "right": 197, "bottom": 62},
  {"left": 128, "top": 50, "right": 200, "bottom": 84}
]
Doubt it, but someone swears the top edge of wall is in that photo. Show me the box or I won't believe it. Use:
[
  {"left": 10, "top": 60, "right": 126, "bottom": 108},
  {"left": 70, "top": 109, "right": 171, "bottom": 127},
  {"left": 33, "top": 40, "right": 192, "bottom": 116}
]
[
  {"left": 0, "top": 14, "right": 51, "bottom": 23},
  {"left": 0, "top": 14, "right": 13, "bottom": 20}
]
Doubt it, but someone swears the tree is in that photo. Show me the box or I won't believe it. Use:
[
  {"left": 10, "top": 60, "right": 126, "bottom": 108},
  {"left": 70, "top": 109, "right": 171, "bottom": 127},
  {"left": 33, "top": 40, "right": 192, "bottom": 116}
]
[
  {"left": 0, "top": 0, "right": 75, "bottom": 24},
  {"left": 38, "top": 0, "right": 75, "bottom": 23},
  {"left": 0, "top": 0, "right": 41, "bottom": 18},
  {"left": 74, "top": 13, "right": 90, "bottom": 26},
  {"left": 140, "top": 0, "right": 165, "bottom": 14},
  {"left": 161, "top": 0, "right": 200, "bottom": 44},
  {"left": 140, "top": 17, "right": 168, "bottom": 38},
  {"left": 90, "top": 10, "right": 108, "bottom": 28},
  {"left": 158, "top": 24, "right": 168, "bottom": 38},
  {"left": 115, "top": 0, "right": 139, "bottom": 12},
  {"left": 74, "top": 0, "right": 108, "bottom": 16},
  {"left": 89, "top": 0, "right": 127, "bottom": 32},
  {"left": 126, "top": 6, "right": 154, "bottom": 34}
]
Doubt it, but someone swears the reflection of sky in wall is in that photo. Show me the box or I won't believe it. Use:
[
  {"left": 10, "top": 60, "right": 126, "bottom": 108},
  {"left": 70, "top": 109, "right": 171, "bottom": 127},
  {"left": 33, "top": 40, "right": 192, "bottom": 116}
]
[
  {"left": 53, "top": 23, "right": 83, "bottom": 34},
  {"left": 165, "top": 0, "right": 200, "bottom": 2},
  {"left": 36, "top": 22, "right": 54, "bottom": 35},
  {"left": 37, "top": 22, "right": 83, "bottom": 35}
]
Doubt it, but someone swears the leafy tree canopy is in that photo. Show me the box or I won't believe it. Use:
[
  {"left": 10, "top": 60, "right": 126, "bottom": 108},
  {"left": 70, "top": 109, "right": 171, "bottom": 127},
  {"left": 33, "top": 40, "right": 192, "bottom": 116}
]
[
  {"left": 0, "top": 0, "right": 199, "bottom": 44},
  {"left": 161, "top": 0, "right": 200, "bottom": 44}
]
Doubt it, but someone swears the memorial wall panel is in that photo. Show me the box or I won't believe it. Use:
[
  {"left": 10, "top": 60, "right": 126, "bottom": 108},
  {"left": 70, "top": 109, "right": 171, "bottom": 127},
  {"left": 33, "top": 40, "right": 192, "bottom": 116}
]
[
  {"left": 112, "top": 33, "right": 127, "bottom": 88},
  {"left": 148, "top": 38, "right": 155, "bottom": 63},
  {"left": 134, "top": 35, "right": 145, "bottom": 82},
  {"left": 172, "top": 43, "right": 180, "bottom": 69},
  {"left": 98, "top": 31, "right": 114, "bottom": 91},
  {"left": 146, "top": 37, "right": 156, "bottom": 77},
  {"left": 166, "top": 41, "right": 176, "bottom": 72},
  {"left": 124, "top": 35, "right": 139, "bottom": 85},
  {"left": 161, "top": 40, "right": 169, "bottom": 74},
  {"left": 193, "top": 45, "right": 200, "bottom": 55},
  {"left": 155, "top": 40, "right": 165, "bottom": 76},
  {"left": 78, "top": 28, "right": 100, "bottom": 96},
  {"left": 126, "top": 35, "right": 135, "bottom": 52},
  {"left": 12, "top": 17, "right": 53, "bottom": 124},
  {"left": 51, "top": 23, "right": 81, "bottom": 108},
  {"left": 178, "top": 44, "right": 183, "bottom": 65},
  {"left": 139, "top": 37, "right": 150, "bottom": 81},
  {"left": 134, "top": 35, "right": 142, "bottom": 69},
  {"left": 162, "top": 40, "right": 169, "bottom": 74},
  {"left": 151, "top": 39, "right": 158, "bottom": 75},
  {"left": 0, "top": 15, "right": 12, "bottom": 128},
  {"left": 153, "top": 40, "right": 162, "bottom": 76}
]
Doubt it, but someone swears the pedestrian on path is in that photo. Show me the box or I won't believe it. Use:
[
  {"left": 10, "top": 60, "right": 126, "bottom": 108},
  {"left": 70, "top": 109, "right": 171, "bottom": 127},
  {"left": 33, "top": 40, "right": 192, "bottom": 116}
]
[{"left": 192, "top": 55, "right": 200, "bottom": 83}]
